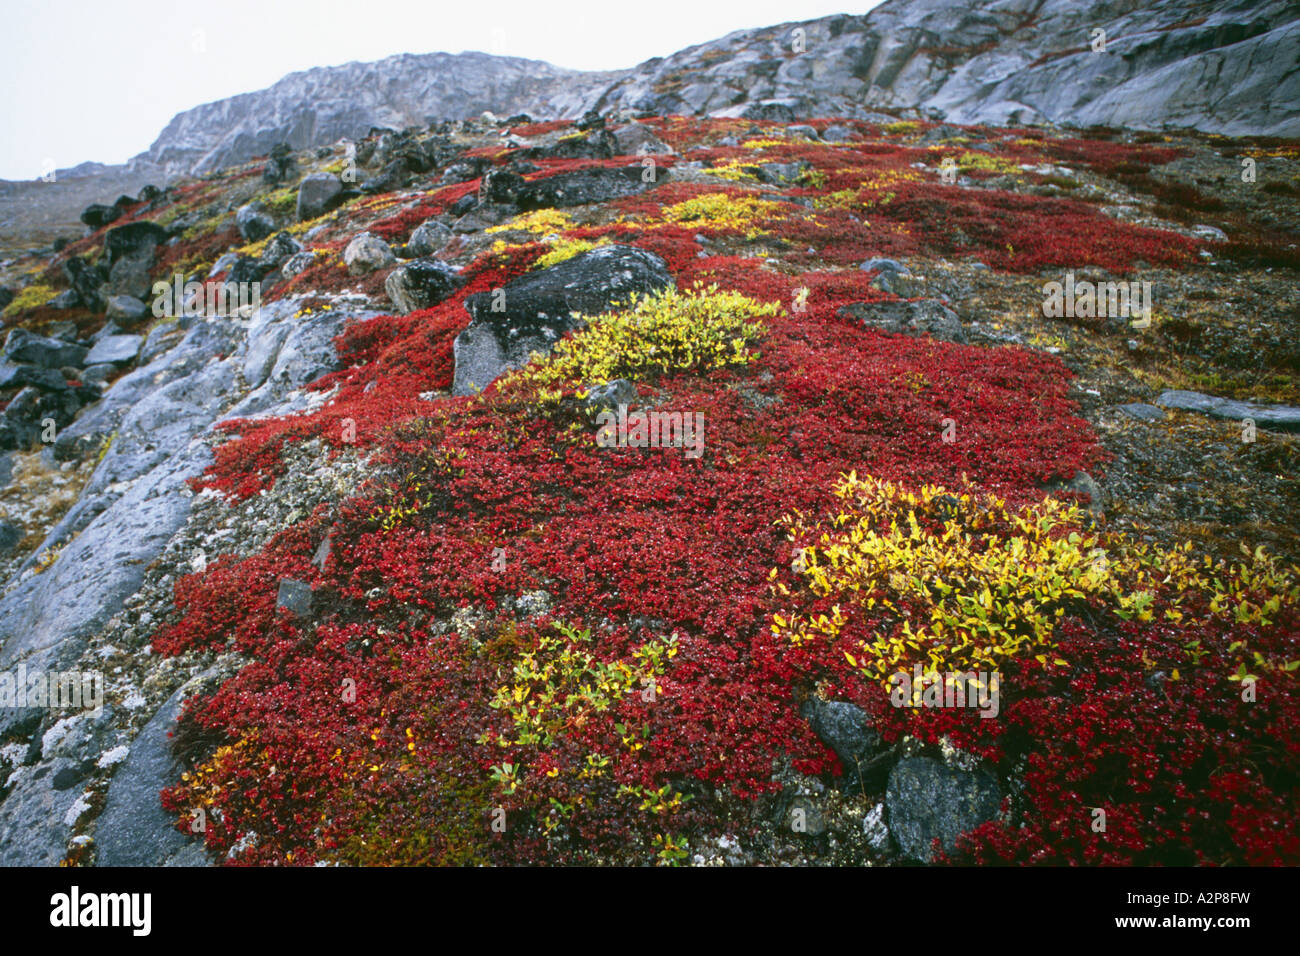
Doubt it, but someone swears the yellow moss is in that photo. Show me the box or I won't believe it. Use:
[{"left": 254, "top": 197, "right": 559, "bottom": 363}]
[
  {"left": 882, "top": 121, "right": 920, "bottom": 135},
  {"left": 772, "top": 473, "right": 1300, "bottom": 686},
  {"left": 532, "top": 236, "right": 611, "bottom": 270},
  {"left": 2, "top": 284, "right": 58, "bottom": 316},
  {"left": 486, "top": 208, "right": 573, "bottom": 235},
  {"left": 505, "top": 283, "right": 780, "bottom": 402}
]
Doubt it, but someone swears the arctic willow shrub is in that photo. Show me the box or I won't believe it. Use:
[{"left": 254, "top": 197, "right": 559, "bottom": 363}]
[
  {"left": 505, "top": 283, "right": 780, "bottom": 405},
  {"left": 774, "top": 472, "right": 1300, "bottom": 686}
]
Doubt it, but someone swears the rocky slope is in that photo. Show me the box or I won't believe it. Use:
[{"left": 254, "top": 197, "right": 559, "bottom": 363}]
[{"left": 0, "top": 104, "right": 1297, "bottom": 866}]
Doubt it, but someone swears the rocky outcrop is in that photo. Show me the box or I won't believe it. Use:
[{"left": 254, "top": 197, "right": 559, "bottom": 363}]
[
  {"left": 452, "top": 245, "right": 673, "bottom": 396},
  {"left": 121, "top": 0, "right": 1298, "bottom": 185},
  {"left": 0, "top": 293, "right": 372, "bottom": 865}
]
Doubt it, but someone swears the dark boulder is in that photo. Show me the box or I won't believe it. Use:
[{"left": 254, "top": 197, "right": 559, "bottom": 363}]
[
  {"left": 885, "top": 756, "right": 1001, "bottom": 862},
  {"left": 227, "top": 256, "right": 269, "bottom": 286},
  {"left": 61, "top": 256, "right": 107, "bottom": 310},
  {"left": 575, "top": 109, "right": 605, "bottom": 131},
  {"left": 261, "top": 143, "right": 299, "bottom": 184},
  {"left": 258, "top": 231, "right": 303, "bottom": 270},
  {"left": 235, "top": 203, "right": 275, "bottom": 242},
  {"left": 801, "top": 698, "right": 886, "bottom": 788},
  {"left": 453, "top": 245, "right": 672, "bottom": 396},
  {"left": 515, "top": 165, "right": 662, "bottom": 210},
  {"left": 479, "top": 168, "right": 526, "bottom": 205},
  {"left": 104, "top": 220, "right": 168, "bottom": 267},
  {"left": 0, "top": 386, "right": 84, "bottom": 450},
  {"left": 521, "top": 129, "right": 616, "bottom": 161},
  {"left": 106, "top": 257, "right": 152, "bottom": 299},
  {"left": 79, "top": 203, "right": 121, "bottom": 229},
  {"left": 0, "top": 363, "right": 72, "bottom": 393},
  {"left": 2, "top": 328, "right": 88, "bottom": 369},
  {"left": 385, "top": 259, "right": 464, "bottom": 315},
  {"left": 439, "top": 157, "right": 493, "bottom": 185},
  {"left": 296, "top": 172, "right": 343, "bottom": 221}
]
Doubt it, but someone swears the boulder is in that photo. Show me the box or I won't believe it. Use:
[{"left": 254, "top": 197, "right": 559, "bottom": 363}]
[
  {"left": 104, "top": 221, "right": 169, "bottom": 267},
  {"left": 522, "top": 129, "right": 616, "bottom": 161},
  {"left": 515, "top": 165, "right": 663, "bottom": 210},
  {"left": 838, "top": 300, "right": 967, "bottom": 344},
  {"left": 280, "top": 251, "right": 318, "bottom": 278},
  {"left": 582, "top": 379, "right": 637, "bottom": 413},
  {"left": 258, "top": 231, "right": 303, "bottom": 270},
  {"left": 611, "top": 124, "right": 673, "bottom": 155},
  {"left": 1157, "top": 390, "right": 1300, "bottom": 432},
  {"left": 276, "top": 578, "right": 314, "bottom": 617},
  {"left": 452, "top": 202, "right": 518, "bottom": 233},
  {"left": 296, "top": 172, "right": 343, "bottom": 221},
  {"left": 1117, "top": 402, "right": 1166, "bottom": 421},
  {"left": 79, "top": 203, "right": 121, "bottom": 229},
  {"left": 343, "top": 233, "right": 396, "bottom": 274},
  {"left": 801, "top": 698, "right": 884, "bottom": 786},
  {"left": 0, "top": 386, "right": 84, "bottom": 450},
  {"left": 84, "top": 335, "right": 143, "bottom": 366},
  {"left": 0, "top": 362, "right": 72, "bottom": 393},
  {"left": 885, "top": 756, "right": 1001, "bottom": 862},
  {"left": 385, "top": 259, "right": 464, "bottom": 314},
  {"left": 452, "top": 245, "right": 672, "bottom": 396},
  {"left": 439, "top": 157, "right": 493, "bottom": 185},
  {"left": 261, "top": 143, "right": 299, "bottom": 184},
  {"left": 756, "top": 162, "right": 809, "bottom": 185},
  {"left": 106, "top": 258, "right": 152, "bottom": 299},
  {"left": 80, "top": 364, "right": 116, "bottom": 387},
  {"left": 2, "top": 328, "right": 88, "bottom": 368},
  {"left": 821, "top": 124, "right": 857, "bottom": 142},
  {"left": 235, "top": 203, "right": 275, "bottom": 242},
  {"left": 479, "top": 168, "right": 526, "bottom": 205},
  {"left": 94, "top": 676, "right": 212, "bottom": 867},
  {"left": 61, "top": 256, "right": 107, "bottom": 310},
  {"left": 105, "top": 294, "right": 150, "bottom": 325},
  {"left": 860, "top": 257, "right": 910, "bottom": 276},
  {"left": 405, "top": 219, "right": 452, "bottom": 257},
  {"left": 0, "top": 518, "right": 20, "bottom": 554}
]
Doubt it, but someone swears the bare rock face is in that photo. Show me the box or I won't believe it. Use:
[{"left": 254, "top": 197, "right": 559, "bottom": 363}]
[
  {"left": 590, "top": 0, "right": 1300, "bottom": 137},
  {"left": 137, "top": 52, "right": 614, "bottom": 177},
  {"left": 126, "top": 0, "right": 1298, "bottom": 184}
]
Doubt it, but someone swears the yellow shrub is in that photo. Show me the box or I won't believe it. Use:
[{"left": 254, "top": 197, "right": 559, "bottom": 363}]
[
  {"left": 505, "top": 284, "right": 780, "bottom": 401},
  {"left": 772, "top": 473, "right": 1300, "bottom": 686},
  {"left": 657, "top": 192, "right": 785, "bottom": 237}
]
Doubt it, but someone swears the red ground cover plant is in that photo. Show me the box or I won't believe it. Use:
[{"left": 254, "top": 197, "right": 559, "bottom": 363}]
[{"left": 143, "top": 117, "right": 1294, "bottom": 867}]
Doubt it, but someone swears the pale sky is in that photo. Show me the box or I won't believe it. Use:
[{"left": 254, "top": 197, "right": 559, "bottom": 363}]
[{"left": 0, "top": 0, "right": 880, "bottom": 180}]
